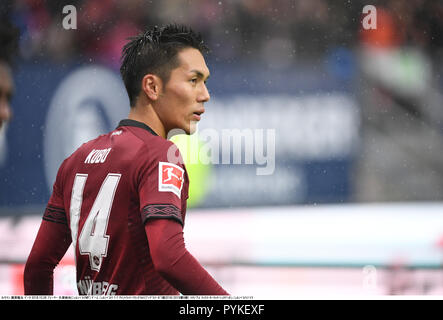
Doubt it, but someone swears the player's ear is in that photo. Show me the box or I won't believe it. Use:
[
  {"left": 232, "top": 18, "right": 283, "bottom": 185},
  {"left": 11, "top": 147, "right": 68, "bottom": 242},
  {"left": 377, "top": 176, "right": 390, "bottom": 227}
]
[{"left": 141, "top": 74, "right": 162, "bottom": 101}]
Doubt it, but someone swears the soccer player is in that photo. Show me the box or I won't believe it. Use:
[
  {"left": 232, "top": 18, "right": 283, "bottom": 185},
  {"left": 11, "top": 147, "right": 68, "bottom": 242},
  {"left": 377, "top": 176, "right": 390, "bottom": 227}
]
[{"left": 24, "top": 24, "right": 229, "bottom": 296}]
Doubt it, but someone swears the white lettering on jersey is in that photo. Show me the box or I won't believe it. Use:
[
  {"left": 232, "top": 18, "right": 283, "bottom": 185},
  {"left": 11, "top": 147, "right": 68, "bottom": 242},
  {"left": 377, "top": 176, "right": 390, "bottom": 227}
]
[
  {"left": 84, "top": 148, "right": 112, "bottom": 164},
  {"left": 77, "top": 276, "right": 119, "bottom": 295}
]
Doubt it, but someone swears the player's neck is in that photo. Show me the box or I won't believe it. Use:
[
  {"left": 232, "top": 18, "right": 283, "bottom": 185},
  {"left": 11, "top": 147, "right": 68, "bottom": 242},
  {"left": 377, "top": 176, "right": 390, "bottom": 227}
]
[{"left": 127, "top": 103, "right": 166, "bottom": 139}]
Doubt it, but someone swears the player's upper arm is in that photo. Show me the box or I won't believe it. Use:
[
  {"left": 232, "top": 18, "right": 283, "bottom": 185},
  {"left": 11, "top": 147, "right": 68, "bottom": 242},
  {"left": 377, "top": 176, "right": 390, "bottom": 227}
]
[{"left": 136, "top": 141, "right": 188, "bottom": 225}]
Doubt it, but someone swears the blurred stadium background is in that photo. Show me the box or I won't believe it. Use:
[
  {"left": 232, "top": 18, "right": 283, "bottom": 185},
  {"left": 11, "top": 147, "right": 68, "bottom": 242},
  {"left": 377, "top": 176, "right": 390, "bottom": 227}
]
[{"left": 1, "top": 0, "right": 443, "bottom": 297}]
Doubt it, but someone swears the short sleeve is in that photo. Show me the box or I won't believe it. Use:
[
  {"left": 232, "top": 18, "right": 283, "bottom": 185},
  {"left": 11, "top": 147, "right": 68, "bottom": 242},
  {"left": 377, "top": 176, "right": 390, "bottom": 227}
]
[{"left": 137, "top": 141, "right": 189, "bottom": 226}]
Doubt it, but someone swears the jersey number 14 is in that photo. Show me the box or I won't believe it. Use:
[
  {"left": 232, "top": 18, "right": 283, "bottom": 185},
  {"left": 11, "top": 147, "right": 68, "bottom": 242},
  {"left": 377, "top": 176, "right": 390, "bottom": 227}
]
[{"left": 69, "top": 173, "right": 121, "bottom": 272}]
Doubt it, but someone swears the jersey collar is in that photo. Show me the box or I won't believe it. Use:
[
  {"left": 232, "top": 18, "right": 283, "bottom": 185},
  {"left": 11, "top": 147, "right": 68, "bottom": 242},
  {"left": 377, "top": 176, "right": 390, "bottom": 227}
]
[{"left": 117, "top": 119, "right": 159, "bottom": 136}]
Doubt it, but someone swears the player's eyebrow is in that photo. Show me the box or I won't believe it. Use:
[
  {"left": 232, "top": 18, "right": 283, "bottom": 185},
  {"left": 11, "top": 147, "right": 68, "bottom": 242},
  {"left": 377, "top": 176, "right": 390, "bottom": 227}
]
[{"left": 190, "top": 69, "right": 210, "bottom": 81}]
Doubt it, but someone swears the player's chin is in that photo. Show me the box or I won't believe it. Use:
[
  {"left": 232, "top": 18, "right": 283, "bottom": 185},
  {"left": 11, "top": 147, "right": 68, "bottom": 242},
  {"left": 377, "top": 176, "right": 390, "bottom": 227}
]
[
  {"left": 182, "top": 119, "right": 198, "bottom": 134},
  {"left": 166, "top": 120, "right": 198, "bottom": 138},
  {"left": 188, "top": 120, "right": 199, "bottom": 135}
]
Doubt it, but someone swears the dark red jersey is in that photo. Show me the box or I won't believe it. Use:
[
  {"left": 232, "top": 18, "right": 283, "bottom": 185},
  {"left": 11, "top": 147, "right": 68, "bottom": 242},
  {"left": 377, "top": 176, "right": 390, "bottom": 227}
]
[
  {"left": 25, "top": 119, "right": 228, "bottom": 296},
  {"left": 40, "top": 119, "right": 190, "bottom": 295}
]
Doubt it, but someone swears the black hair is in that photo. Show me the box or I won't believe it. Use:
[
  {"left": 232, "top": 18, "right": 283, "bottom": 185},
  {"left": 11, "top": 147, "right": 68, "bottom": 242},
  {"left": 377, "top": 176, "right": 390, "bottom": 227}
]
[
  {"left": 120, "top": 24, "right": 209, "bottom": 107},
  {"left": 0, "top": 19, "right": 19, "bottom": 67}
]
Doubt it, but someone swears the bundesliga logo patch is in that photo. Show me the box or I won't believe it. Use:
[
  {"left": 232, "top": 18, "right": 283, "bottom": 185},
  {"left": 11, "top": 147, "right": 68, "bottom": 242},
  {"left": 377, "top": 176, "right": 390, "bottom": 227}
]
[{"left": 158, "top": 162, "right": 184, "bottom": 198}]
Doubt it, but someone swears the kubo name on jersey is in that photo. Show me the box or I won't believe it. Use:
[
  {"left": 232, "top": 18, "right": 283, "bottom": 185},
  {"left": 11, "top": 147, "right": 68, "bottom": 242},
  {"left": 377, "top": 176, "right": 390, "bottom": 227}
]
[{"left": 84, "top": 148, "right": 112, "bottom": 164}]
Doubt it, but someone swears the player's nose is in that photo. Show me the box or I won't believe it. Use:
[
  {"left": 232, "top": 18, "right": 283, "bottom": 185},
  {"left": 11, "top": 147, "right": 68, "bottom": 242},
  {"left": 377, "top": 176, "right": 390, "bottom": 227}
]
[{"left": 198, "top": 83, "right": 210, "bottom": 103}]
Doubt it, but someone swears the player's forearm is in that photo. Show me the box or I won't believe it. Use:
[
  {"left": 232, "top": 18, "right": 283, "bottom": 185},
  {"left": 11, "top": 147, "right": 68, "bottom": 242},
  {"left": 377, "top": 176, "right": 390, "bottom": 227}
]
[
  {"left": 146, "top": 218, "right": 229, "bottom": 295},
  {"left": 24, "top": 218, "right": 71, "bottom": 295},
  {"left": 156, "top": 249, "right": 229, "bottom": 295},
  {"left": 23, "top": 262, "right": 54, "bottom": 295}
]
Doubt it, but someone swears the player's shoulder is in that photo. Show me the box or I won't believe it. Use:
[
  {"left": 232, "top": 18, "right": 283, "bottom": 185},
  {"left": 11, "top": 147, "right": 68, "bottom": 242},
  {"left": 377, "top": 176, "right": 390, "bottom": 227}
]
[
  {"left": 52, "top": 133, "right": 106, "bottom": 178},
  {"left": 60, "top": 132, "right": 109, "bottom": 167},
  {"left": 138, "top": 134, "right": 182, "bottom": 165},
  {"left": 72, "top": 133, "right": 108, "bottom": 156}
]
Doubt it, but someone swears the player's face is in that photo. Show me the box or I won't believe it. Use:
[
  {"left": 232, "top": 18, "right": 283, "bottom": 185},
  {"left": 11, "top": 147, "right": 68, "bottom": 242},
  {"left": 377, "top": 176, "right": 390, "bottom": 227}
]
[
  {"left": 0, "top": 63, "right": 13, "bottom": 129},
  {"left": 157, "top": 47, "right": 210, "bottom": 135}
]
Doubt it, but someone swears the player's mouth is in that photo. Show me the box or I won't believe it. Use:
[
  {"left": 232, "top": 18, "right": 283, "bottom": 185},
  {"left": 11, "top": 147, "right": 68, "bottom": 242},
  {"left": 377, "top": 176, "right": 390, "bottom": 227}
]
[{"left": 192, "top": 109, "right": 205, "bottom": 121}]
